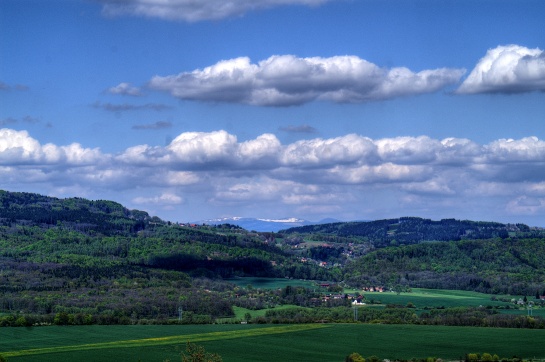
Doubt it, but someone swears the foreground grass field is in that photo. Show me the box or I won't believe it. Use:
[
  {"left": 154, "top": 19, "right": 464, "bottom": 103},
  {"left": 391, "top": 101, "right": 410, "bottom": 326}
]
[{"left": 2, "top": 323, "right": 545, "bottom": 362}]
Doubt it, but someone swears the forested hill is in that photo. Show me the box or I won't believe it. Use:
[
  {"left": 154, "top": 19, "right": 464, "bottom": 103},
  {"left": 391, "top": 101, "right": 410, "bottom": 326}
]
[
  {"left": 343, "top": 237, "right": 545, "bottom": 295},
  {"left": 0, "top": 190, "right": 340, "bottom": 322},
  {"left": 1, "top": 190, "right": 545, "bottom": 324},
  {"left": 281, "top": 217, "right": 535, "bottom": 247},
  {"left": 0, "top": 190, "right": 155, "bottom": 235},
  {"left": 0, "top": 190, "right": 335, "bottom": 281}
]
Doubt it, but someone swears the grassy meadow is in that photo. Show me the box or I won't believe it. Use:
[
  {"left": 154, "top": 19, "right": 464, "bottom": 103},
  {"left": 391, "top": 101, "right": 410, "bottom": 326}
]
[
  {"left": 358, "top": 288, "right": 511, "bottom": 308},
  {"left": 2, "top": 323, "right": 545, "bottom": 362}
]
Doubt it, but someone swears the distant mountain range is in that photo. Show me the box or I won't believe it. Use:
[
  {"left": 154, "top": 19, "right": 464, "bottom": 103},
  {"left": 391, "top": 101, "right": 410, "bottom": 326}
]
[{"left": 196, "top": 216, "right": 341, "bottom": 232}]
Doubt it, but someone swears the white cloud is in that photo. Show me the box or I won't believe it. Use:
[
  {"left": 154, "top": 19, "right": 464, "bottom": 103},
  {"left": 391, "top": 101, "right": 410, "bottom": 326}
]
[
  {"left": 99, "top": 0, "right": 332, "bottom": 22},
  {"left": 213, "top": 178, "right": 289, "bottom": 202},
  {"left": 326, "top": 163, "right": 431, "bottom": 185},
  {"left": 483, "top": 136, "right": 545, "bottom": 162},
  {"left": 3, "top": 127, "right": 545, "bottom": 224},
  {"left": 167, "top": 130, "right": 239, "bottom": 164},
  {"left": 0, "top": 129, "right": 102, "bottom": 165},
  {"left": 108, "top": 82, "right": 142, "bottom": 96},
  {"left": 402, "top": 178, "right": 456, "bottom": 196},
  {"left": 161, "top": 171, "right": 200, "bottom": 186},
  {"left": 505, "top": 196, "right": 545, "bottom": 215},
  {"left": 376, "top": 136, "right": 440, "bottom": 164},
  {"left": 457, "top": 44, "right": 545, "bottom": 94},
  {"left": 148, "top": 55, "right": 465, "bottom": 106},
  {"left": 280, "top": 134, "right": 377, "bottom": 167},
  {"left": 133, "top": 193, "right": 183, "bottom": 205},
  {"left": 238, "top": 134, "right": 282, "bottom": 165}
]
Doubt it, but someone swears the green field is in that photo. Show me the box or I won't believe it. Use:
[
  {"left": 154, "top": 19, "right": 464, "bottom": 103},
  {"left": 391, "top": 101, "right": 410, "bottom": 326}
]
[
  {"left": 354, "top": 288, "right": 520, "bottom": 308},
  {"left": 2, "top": 324, "right": 545, "bottom": 362}
]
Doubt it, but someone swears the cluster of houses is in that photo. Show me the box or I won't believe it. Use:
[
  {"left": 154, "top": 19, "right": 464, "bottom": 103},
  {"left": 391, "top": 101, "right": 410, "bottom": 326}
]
[
  {"left": 300, "top": 257, "right": 340, "bottom": 268},
  {"left": 513, "top": 296, "right": 545, "bottom": 305},
  {"left": 316, "top": 283, "right": 389, "bottom": 305},
  {"left": 318, "top": 292, "right": 368, "bottom": 305}
]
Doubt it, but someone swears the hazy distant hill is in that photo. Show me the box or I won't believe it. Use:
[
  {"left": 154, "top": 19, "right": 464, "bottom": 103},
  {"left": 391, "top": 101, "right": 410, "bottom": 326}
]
[
  {"left": 281, "top": 216, "right": 534, "bottom": 247},
  {"left": 197, "top": 216, "right": 341, "bottom": 232}
]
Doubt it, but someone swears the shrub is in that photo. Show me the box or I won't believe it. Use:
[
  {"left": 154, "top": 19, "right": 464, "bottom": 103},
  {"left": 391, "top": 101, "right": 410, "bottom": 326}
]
[{"left": 345, "top": 353, "right": 365, "bottom": 362}]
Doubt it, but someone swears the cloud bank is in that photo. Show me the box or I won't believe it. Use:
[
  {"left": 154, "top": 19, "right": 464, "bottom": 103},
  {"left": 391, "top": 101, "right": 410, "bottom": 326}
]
[
  {"left": 149, "top": 55, "right": 465, "bottom": 106},
  {"left": 457, "top": 45, "right": 545, "bottom": 94},
  {"left": 2, "top": 128, "right": 545, "bottom": 222},
  {"left": 99, "top": 0, "right": 332, "bottom": 22}
]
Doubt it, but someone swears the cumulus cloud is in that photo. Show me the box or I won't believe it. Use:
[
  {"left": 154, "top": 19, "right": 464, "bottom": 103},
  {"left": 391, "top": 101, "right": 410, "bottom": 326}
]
[
  {"left": 108, "top": 82, "right": 142, "bottom": 96},
  {"left": 280, "top": 134, "right": 377, "bottom": 167},
  {"left": 0, "top": 129, "right": 102, "bottom": 165},
  {"left": 3, "top": 127, "right": 545, "bottom": 223},
  {"left": 99, "top": 0, "right": 332, "bottom": 22},
  {"left": 457, "top": 44, "right": 545, "bottom": 94},
  {"left": 148, "top": 55, "right": 465, "bottom": 106},
  {"left": 118, "top": 131, "right": 282, "bottom": 169},
  {"left": 483, "top": 137, "right": 545, "bottom": 162}
]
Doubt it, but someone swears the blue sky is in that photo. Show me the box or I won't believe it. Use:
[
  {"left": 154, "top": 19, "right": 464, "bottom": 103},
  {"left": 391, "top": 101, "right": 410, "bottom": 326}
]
[{"left": 1, "top": 0, "right": 545, "bottom": 226}]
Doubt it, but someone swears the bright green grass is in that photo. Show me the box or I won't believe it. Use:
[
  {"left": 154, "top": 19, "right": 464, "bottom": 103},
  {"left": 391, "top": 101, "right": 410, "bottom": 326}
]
[
  {"left": 2, "top": 324, "right": 545, "bottom": 362},
  {"left": 347, "top": 288, "right": 545, "bottom": 317},
  {"left": 357, "top": 288, "right": 513, "bottom": 308},
  {"left": 226, "top": 277, "right": 317, "bottom": 289}
]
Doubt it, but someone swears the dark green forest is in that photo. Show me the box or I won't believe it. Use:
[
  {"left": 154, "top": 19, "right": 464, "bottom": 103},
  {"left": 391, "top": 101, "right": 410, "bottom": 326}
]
[
  {"left": 281, "top": 217, "right": 535, "bottom": 246},
  {"left": 1, "top": 190, "right": 545, "bottom": 328}
]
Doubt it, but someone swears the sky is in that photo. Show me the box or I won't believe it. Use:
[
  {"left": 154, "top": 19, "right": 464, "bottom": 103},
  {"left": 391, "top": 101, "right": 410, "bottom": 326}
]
[{"left": 1, "top": 0, "right": 545, "bottom": 226}]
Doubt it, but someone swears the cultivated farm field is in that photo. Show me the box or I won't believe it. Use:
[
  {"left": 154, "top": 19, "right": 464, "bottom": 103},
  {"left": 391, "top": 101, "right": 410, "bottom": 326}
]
[
  {"left": 2, "top": 323, "right": 545, "bottom": 362},
  {"left": 360, "top": 288, "right": 512, "bottom": 308}
]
